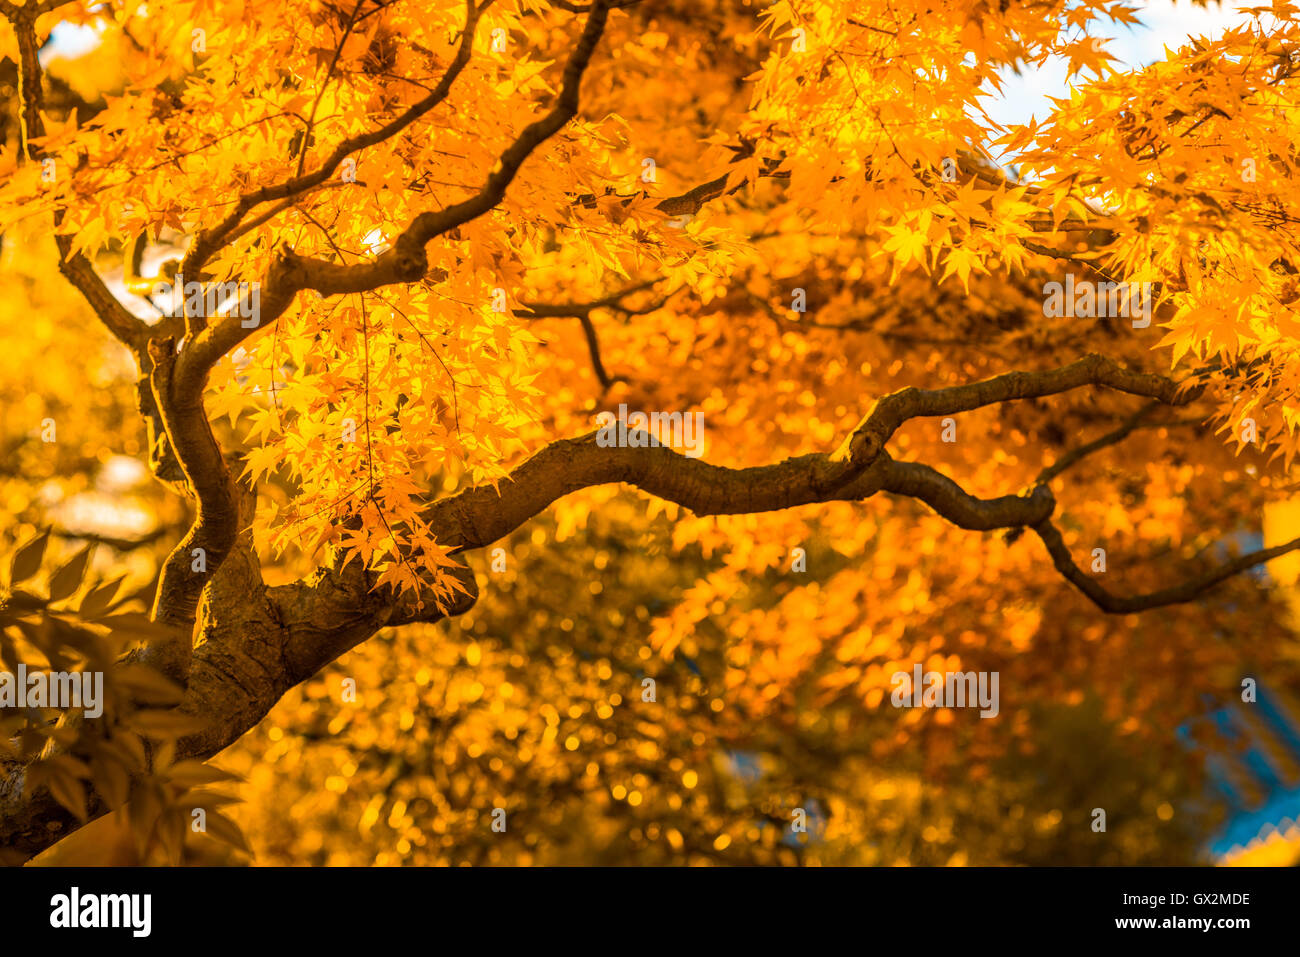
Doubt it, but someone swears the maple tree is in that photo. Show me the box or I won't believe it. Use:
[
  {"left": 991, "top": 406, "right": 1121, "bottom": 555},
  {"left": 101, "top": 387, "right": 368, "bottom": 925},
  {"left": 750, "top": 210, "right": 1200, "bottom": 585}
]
[{"left": 3, "top": 0, "right": 1300, "bottom": 865}]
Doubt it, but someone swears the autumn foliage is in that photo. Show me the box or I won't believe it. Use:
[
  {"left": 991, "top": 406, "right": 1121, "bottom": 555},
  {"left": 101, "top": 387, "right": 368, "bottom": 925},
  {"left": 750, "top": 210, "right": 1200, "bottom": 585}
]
[{"left": 3, "top": 0, "right": 1300, "bottom": 865}]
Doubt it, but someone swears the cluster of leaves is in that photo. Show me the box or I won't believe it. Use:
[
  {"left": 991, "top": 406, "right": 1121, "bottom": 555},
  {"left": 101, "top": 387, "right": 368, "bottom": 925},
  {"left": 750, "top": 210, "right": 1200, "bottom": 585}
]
[{"left": 1, "top": 531, "right": 246, "bottom": 864}]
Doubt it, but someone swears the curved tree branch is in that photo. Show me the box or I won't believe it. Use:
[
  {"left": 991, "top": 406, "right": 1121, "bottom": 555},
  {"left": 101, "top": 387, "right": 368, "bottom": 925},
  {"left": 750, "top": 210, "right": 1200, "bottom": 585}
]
[
  {"left": 518, "top": 279, "right": 663, "bottom": 388},
  {"left": 174, "top": 0, "right": 614, "bottom": 395},
  {"left": 1035, "top": 400, "right": 1161, "bottom": 485},
  {"left": 182, "top": 0, "right": 496, "bottom": 282},
  {"left": 142, "top": 338, "right": 244, "bottom": 680},
  {"left": 417, "top": 355, "right": 1191, "bottom": 548},
  {"left": 415, "top": 354, "right": 1285, "bottom": 621},
  {"left": 1033, "top": 519, "right": 1300, "bottom": 614}
]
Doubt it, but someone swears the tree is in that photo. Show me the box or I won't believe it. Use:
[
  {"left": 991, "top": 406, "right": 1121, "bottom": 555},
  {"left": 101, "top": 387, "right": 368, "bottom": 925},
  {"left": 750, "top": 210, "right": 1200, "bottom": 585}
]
[{"left": 2, "top": 0, "right": 1300, "bottom": 865}]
